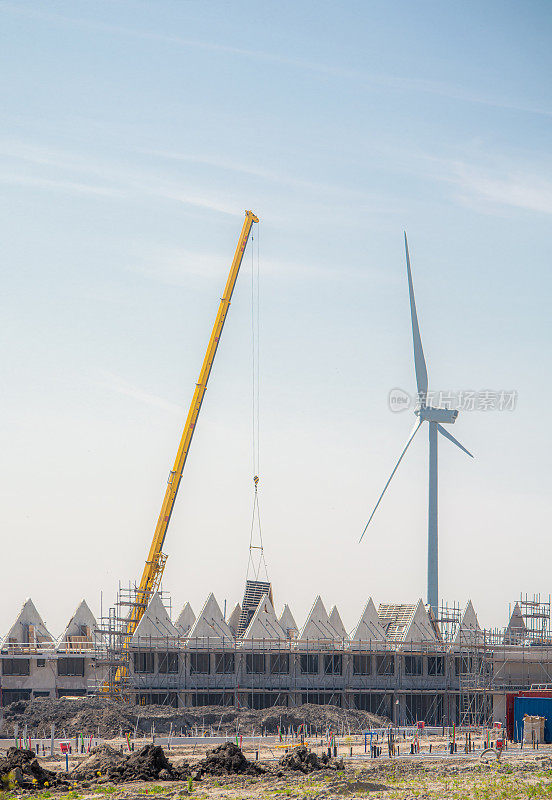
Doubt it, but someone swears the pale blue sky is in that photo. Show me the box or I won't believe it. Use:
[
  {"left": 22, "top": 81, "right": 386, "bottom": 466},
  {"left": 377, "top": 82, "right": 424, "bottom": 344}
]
[{"left": 0, "top": 1, "right": 551, "bottom": 636}]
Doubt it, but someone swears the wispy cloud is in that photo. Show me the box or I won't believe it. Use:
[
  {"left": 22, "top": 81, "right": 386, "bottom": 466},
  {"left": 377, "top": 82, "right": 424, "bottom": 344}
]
[
  {"left": 0, "top": 138, "right": 403, "bottom": 223},
  {"left": 97, "top": 370, "right": 183, "bottom": 415},
  {"left": 2, "top": 3, "right": 550, "bottom": 119},
  {"left": 127, "top": 244, "right": 389, "bottom": 289},
  {"left": 145, "top": 185, "right": 241, "bottom": 216},
  {"left": 0, "top": 134, "right": 368, "bottom": 211},
  {"left": 0, "top": 139, "right": 241, "bottom": 215},
  {"left": 0, "top": 172, "right": 126, "bottom": 198},
  {"left": 450, "top": 165, "right": 552, "bottom": 216},
  {"left": 415, "top": 151, "right": 552, "bottom": 216},
  {"left": 377, "top": 142, "right": 552, "bottom": 217},
  {"left": 138, "top": 148, "right": 344, "bottom": 195},
  {"left": 128, "top": 248, "right": 229, "bottom": 286}
]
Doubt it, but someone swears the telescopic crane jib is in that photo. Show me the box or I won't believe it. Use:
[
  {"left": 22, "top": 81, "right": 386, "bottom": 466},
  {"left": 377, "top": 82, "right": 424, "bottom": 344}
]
[{"left": 125, "top": 210, "right": 258, "bottom": 639}]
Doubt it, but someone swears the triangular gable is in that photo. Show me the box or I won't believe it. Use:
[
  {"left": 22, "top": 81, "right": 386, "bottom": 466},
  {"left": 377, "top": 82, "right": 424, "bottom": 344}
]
[
  {"left": 175, "top": 603, "right": 195, "bottom": 636},
  {"left": 58, "top": 600, "right": 96, "bottom": 651},
  {"left": 426, "top": 604, "right": 444, "bottom": 642},
  {"left": 3, "top": 599, "right": 54, "bottom": 647},
  {"left": 299, "top": 596, "right": 337, "bottom": 641},
  {"left": 329, "top": 606, "right": 348, "bottom": 640},
  {"left": 242, "top": 595, "right": 286, "bottom": 645},
  {"left": 187, "top": 593, "right": 234, "bottom": 647},
  {"left": 279, "top": 605, "right": 298, "bottom": 639},
  {"left": 503, "top": 602, "right": 527, "bottom": 644},
  {"left": 130, "top": 593, "right": 179, "bottom": 644},
  {"left": 402, "top": 599, "right": 437, "bottom": 644},
  {"left": 350, "top": 598, "right": 387, "bottom": 644},
  {"left": 453, "top": 600, "right": 482, "bottom": 645},
  {"left": 227, "top": 603, "right": 241, "bottom": 636}
]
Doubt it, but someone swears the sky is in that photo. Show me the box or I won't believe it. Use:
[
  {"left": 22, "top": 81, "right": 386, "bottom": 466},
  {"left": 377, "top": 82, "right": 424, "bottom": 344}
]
[{"left": 0, "top": 0, "right": 551, "bottom": 638}]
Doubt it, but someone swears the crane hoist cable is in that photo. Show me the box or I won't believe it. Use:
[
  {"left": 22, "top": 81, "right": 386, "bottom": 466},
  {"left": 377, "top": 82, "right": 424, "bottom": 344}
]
[
  {"left": 247, "top": 475, "right": 269, "bottom": 582},
  {"left": 246, "top": 224, "right": 268, "bottom": 584},
  {"left": 251, "top": 225, "right": 260, "bottom": 480},
  {"left": 109, "top": 211, "right": 258, "bottom": 689}
]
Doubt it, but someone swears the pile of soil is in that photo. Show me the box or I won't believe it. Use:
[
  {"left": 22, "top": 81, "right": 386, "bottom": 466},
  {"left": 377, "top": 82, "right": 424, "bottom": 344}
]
[
  {"left": 0, "top": 748, "right": 68, "bottom": 790},
  {"left": 193, "top": 743, "right": 264, "bottom": 778},
  {"left": 1, "top": 697, "right": 387, "bottom": 738},
  {"left": 279, "top": 745, "right": 344, "bottom": 774},
  {"left": 70, "top": 744, "right": 190, "bottom": 783},
  {"left": 2, "top": 697, "right": 139, "bottom": 738},
  {"left": 256, "top": 705, "right": 385, "bottom": 734}
]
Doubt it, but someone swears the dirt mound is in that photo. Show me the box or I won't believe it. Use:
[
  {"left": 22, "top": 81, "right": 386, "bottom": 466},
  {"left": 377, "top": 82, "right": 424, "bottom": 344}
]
[
  {"left": 4, "top": 700, "right": 28, "bottom": 715},
  {"left": 193, "top": 743, "right": 264, "bottom": 778},
  {"left": 0, "top": 748, "right": 67, "bottom": 790},
  {"left": 2, "top": 697, "right": 139, "bottom": 738},
  {"left": 279, "top": 745, "right": 344, "bottom": 774},
  {"left": 258, "top": 705, "right": 385, "bottom": 734},
  {"left": 70, "top": 744, "right": 190, "bottom": 783},
  {"left": 1, "top": 697, "right": 387, "bottom": 738}
]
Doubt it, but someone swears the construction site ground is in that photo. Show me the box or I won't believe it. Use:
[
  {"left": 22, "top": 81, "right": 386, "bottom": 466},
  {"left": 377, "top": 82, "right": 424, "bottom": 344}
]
[
  {"left": 1, "top": 737, "right": 552, "bottom": 798},
  {"left": 2, "top": 702, "right": 552, "bottom": 798}
]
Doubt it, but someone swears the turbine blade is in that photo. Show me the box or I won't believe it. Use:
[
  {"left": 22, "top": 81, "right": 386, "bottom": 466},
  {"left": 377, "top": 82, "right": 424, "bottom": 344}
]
[
  {"left": 404, "top": 232, "right": 428, "bottom": 404},
  {"left": 359, "top": 420, "right": 423, "bottom": 543},
  {"left": 437, "top": 423, "right": 474, "bottom": 458}
]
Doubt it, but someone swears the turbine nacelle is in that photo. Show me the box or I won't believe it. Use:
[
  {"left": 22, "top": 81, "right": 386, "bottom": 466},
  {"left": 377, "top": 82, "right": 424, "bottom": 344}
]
[{"left": 416, "top": 406, "right": 458, "bottom": 425}]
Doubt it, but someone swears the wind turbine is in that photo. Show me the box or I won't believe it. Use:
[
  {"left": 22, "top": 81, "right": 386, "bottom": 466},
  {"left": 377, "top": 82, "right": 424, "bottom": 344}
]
[{"left": 360, "top": 233, "right": 473, "bottom": 615}]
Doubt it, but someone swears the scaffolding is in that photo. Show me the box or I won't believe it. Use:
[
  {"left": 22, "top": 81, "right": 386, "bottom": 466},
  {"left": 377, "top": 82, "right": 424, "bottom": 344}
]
[
  {"left": 457, "top": 633, "right": 493, "bottom": 727},
  {"left": 91, "top": 588, "right": 552, "bottom": 730},
  {"left": 93, "top": 583, "right": 173, "bottom": 699},
  {"left": 95, "top": 626, "right": 496, "bottom": 726},
  {"left": 436, "top": 601, "right": 462, "bottom": 643},
  {"left": 518, "top": 593, "right": 551, "bottom": 644}
]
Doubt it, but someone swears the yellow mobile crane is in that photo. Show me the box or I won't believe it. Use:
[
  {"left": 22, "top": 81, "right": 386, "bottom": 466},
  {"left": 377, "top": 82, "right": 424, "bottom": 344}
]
[{"left": 111, "top": 211, "right": 257, "bottom": 687}]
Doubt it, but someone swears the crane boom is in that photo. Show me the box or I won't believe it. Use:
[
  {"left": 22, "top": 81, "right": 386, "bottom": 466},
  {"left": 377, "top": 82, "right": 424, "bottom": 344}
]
[{"left": 126, "top": 210, "right": 258, "bottom": 638}]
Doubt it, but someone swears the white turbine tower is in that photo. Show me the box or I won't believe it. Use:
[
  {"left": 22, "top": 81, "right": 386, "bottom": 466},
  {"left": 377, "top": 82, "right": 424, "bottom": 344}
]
[{"left": 360, "top": 233, "right": 473, "bottom": 615}]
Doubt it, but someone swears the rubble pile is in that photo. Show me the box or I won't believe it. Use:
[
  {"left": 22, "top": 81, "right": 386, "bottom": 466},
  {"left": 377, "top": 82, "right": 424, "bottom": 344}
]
[
  {"left": 70, "top": 744, "right": 190, "bottom": 783},
  {"left": 193, "top": 743, "right": 264, "bottom": 778},
  {"left": 279, "top": 745, "right": 344, "bottom": 774},
  {"left": 0, "top": 748, "right": 67, "bottom": 790}
]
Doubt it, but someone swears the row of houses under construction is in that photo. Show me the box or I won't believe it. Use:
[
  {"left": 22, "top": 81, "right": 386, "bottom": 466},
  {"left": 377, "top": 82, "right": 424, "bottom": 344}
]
[{"left": 2, "top": 586, "right": 552, "bottom": 728}]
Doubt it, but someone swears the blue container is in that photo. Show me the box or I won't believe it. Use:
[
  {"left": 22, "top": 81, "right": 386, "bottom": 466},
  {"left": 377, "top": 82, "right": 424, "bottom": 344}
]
[{"left": 513, "top": 696, "right": 552, "bottom": 743}]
